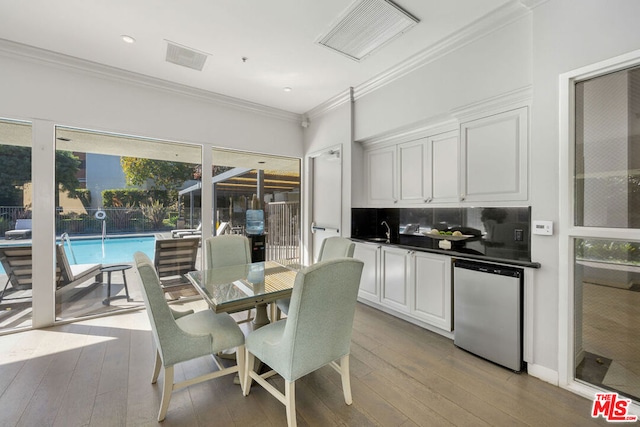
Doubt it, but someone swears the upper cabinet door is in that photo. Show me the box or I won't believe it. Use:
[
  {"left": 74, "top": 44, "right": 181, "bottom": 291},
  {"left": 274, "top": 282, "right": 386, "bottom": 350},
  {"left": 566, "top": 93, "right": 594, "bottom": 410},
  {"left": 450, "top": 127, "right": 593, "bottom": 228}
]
[
  {"left": 366, "top": 145, "right": 397, "bottom": 206},
  {"left": 398, "top": 138, "right": 429, "bottom": 204},
  {"left": 429, "top": 130, "right": 459, "bottom": 203},
  {"left": 460, "top": 107, "right": 528, "bottom": 202}
]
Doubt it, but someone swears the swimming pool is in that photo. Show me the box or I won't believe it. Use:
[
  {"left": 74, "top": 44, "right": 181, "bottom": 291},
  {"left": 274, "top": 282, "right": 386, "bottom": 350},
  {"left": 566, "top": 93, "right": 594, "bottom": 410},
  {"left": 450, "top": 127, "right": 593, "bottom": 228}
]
[
  {"left": 63, "top": 236, "right": 156, "bottom": 265},
  {"left": 0, "top": 236, "right": 157, "bottom": 275}
]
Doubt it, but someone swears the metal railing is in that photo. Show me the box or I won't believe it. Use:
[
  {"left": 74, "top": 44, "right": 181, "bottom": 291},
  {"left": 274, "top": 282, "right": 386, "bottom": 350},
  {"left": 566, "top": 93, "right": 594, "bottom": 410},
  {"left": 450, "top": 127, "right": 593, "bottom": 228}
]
[
  {"left": 0, "top": 207, "right": 188, "bottom": 236},
  {"left": 265, "top": 201, "right": 300, "bottom": 261}
]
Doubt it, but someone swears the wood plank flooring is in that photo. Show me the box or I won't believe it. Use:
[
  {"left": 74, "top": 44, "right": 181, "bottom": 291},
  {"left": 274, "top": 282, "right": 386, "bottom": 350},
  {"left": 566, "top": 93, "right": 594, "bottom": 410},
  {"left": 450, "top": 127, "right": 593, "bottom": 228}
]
[{"left": 0, "top": 300, "right": 609, "bottom": 426}]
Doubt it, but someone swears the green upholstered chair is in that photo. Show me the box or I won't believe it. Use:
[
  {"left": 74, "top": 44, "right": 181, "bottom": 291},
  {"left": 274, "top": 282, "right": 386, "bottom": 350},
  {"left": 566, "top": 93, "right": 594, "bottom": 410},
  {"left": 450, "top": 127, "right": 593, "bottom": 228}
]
[
  {"left": 204, "top": 234, "right": 254, "bottom": 321},
  {"left": 133, "top": 252, "right": 245, "bottom": 422},
  {"left": 275, "top": 236, "right": 355, "bottom": 318},
  {"left": 243, "top": 258, "right": 364, "bottom": 427},
  {"left": 204, "top": 234, "right": 251, "bottom": 269}
]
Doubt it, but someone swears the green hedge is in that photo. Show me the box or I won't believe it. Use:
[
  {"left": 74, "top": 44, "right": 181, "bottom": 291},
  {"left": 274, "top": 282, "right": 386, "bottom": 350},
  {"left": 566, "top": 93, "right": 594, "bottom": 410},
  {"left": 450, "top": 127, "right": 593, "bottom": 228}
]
[{"left": 101, "top": 189, "right": 176, "bottom": 207}]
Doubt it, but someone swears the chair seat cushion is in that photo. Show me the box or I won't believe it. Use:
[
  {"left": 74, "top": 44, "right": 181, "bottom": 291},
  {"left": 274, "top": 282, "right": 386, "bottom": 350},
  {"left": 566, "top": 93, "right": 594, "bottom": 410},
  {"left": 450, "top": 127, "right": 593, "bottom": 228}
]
[
  {"left": 245, "top": 320, "right": 291, "bottom": 377},
  {"left": 176, "top": 309, "right": 245, "bottom": 353},
  {"left": 275, "top": 298, "right": 290, "bottom": 315}
]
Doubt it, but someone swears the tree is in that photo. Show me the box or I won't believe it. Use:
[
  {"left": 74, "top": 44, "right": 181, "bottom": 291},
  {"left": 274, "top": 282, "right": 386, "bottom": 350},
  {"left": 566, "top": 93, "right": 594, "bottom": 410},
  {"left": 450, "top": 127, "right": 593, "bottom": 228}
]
[
  {"left": 120, "top": 157, "right": 195, "bottom": 192},
  {"left": 0, "top": 146, "right": 80, "bottom": 206}
]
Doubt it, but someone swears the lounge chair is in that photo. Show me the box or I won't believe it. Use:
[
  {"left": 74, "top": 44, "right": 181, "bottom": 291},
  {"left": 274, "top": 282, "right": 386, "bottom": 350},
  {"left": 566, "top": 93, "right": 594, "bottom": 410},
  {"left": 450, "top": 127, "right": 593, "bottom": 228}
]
[
  {"left": 171, "top": 222, "right": 202, "bottom": 238},
  {"left": 0, "top": 244, "right": 102, "bottom": 302},
  {"left": 171, "top": 222, "right": 230, "bottom": 239},
  {"left": 153, "top": 238, "right": 200, "bottom": 287},
  {"left": 4, "top": 219, "right": 32, "bottom": 240}
]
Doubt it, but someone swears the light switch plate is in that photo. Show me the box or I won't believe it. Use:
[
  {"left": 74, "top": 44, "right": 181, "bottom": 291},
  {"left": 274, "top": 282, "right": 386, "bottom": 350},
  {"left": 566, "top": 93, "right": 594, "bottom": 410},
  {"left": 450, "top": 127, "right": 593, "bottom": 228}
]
[{"left": 532, "top": 220, "right": 553, "bottom": 236}]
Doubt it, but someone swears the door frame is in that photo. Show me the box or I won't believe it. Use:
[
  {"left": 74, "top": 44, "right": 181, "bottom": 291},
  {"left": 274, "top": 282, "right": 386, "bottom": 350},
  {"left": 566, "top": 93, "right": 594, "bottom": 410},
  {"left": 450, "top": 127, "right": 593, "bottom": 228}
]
[
  {"left": 306, "top": 144, "right": 343, "bottom": 265},
  {"left": 559, "top": 48, "right": 640, "bottom": 408}
]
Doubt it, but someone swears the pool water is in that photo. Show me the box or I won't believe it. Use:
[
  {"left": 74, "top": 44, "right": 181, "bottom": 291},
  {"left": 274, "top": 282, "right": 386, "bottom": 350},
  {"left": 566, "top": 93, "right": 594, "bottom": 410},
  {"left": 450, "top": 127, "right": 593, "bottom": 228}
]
[
  {"left": 0, "top": 236, "right": 156, "bottom": 275},
  {"left": 63, "top": 236, "right": 156, "bottom": 265}
]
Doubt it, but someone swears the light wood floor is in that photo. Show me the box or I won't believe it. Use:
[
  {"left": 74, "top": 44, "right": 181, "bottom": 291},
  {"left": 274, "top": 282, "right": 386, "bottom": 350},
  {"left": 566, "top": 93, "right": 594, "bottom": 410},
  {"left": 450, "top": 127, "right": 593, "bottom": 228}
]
[{"left": 0, "top": 300, "right": 610, "bottom": 427}]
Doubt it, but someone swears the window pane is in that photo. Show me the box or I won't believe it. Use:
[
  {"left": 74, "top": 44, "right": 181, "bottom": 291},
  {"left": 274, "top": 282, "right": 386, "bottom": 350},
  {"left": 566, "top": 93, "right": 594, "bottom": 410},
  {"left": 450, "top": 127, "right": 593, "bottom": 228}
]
[
  {"left": 55, "top": 127, "right": 202, "bottom": 321},
  {"left": 574, "top": 237, "right": 640, "bottom": 402},
  {"left": 210, "top": 148, "right": 300, "bottom": 262},
  {"left": 0, "top": 118, "right": 33, "bottom": 332},
  {"left": 575, "top": 66, "right": 640, "bottom": 228}
]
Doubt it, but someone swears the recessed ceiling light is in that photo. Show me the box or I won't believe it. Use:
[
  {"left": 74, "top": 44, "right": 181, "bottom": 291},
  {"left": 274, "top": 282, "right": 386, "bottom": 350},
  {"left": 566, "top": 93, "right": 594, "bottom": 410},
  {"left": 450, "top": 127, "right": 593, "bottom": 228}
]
[
  {"left": 121, "top": 35, "right": 136, "bottom": 44},
  {"left": 283, "top": 87, "right": 292, "bottom": 92}
]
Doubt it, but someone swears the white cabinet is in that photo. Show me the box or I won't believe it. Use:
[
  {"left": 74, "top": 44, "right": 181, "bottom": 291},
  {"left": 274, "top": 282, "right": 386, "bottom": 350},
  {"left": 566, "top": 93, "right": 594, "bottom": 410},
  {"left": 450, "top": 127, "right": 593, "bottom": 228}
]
[
  {"left": 366, "top": 130, "right": 461, "bottom": 207},
  {"left": 362, "top": 106, "right": 528, "bottom": 206},
  {"left": 398, "top": 138, "right": 429, "bottom": 204},
  {"left": 410, "top": 252, "right": 452, "bottom": 331},
  {"left": 429, "top": 131, "right": 460, "bottom": 203},
  {"left": 460, "top": 107, "right": 528, "bottom": 202},
  {"left": 380, "top": 246, "right": 410, "bottom": 313},
  {"left": 365, "top": 145, "right": 397, "bottom": 205},
  {"left": 354, "top": 242, "right": 453, "bottom": 334},
  {"left": 353, "top": 242, "right": 380, "bottom": 303}
]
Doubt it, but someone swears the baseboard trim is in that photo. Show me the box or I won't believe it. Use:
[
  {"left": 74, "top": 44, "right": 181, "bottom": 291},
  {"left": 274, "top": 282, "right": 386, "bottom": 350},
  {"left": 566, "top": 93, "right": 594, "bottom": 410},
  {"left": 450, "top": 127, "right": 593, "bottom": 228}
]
[{"left": 527, "top": 363, "right": 559, "bottom": 385}]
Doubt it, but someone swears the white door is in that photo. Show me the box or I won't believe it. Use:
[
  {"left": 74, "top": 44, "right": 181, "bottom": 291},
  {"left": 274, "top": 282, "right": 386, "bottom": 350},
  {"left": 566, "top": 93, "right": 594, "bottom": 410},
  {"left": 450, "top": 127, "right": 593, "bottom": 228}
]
[{"left": 310, "top": 148, "right": 342, "bottom": 263}]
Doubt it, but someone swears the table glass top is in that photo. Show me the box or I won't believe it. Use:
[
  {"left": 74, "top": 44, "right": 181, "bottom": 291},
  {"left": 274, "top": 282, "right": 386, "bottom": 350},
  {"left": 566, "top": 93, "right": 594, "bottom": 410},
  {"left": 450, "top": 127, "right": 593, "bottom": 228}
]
[{"left": 186, "top": 260, "right": 303, "bottom": 310}]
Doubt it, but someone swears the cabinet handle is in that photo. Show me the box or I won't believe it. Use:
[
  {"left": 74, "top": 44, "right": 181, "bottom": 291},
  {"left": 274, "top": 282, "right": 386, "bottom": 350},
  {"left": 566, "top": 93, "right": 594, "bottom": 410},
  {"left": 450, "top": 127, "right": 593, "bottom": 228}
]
[
  {"left": 460, "top": 194, "right": 466, "bottom": 201},
  {"left": 424, "top": 197, "right": 432, "bottom": 203},
  {"left": 393, "top": 199, "right": 398, "bottom": 204}
]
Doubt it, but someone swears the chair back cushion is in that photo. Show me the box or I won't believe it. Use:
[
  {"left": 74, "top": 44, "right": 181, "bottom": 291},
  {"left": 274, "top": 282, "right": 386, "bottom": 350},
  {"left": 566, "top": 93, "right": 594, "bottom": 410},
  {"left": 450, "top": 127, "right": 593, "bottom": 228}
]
[
  {"left": 0, "top": 245, "right": 33, "bottom": 290},
  {"left": 272, "top": 258, "right": 364, "bottom": 381},
  {"left": 135, "top": 252, "right": 198, "bottom": 366},
  {"left": 204, "top": 235, "right": 251, "bottom": 269},
  {"left": 15, "top": 219, "right": 32, "bottom": 230},
  {"left": 55, "top": 244, "right": 75, "bottom": 283},
  {"left": 317, "top": 237, "right": 356, "bottom": 262},
  {"left": 154, "top": 238, "right": 199, "bottom": 281}
]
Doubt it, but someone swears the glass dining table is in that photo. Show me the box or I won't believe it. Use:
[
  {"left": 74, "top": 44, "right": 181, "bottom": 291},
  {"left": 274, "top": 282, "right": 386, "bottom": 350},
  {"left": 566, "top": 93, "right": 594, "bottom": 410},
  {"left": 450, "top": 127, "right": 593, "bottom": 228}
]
[{"left": 185, "top": 259, "right": 304, "bottom": 327}]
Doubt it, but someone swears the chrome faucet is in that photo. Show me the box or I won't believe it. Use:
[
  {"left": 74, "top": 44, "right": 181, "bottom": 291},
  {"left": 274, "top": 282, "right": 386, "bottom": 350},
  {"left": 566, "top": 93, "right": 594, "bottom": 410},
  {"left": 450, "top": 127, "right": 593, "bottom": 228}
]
[{"left": 381, "top": 221, "right": 391, "bottom": 243}]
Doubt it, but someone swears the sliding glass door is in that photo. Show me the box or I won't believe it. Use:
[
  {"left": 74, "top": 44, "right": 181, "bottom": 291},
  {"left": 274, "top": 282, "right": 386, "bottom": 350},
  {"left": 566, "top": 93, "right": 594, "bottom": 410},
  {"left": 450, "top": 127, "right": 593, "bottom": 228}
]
[
  {"left": 54, "top": 127, "right": 203, "bottom": 321},
  {"left": 0, "top": 118, "right": 33, "bottom": 332},
  {"left": 572, "top": 66, "right": 640, "bottom": 403}
]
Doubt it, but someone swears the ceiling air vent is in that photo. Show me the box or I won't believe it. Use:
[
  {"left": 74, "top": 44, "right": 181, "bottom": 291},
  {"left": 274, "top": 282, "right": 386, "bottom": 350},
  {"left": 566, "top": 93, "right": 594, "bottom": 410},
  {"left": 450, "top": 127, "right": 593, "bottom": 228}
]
[
  {"left": 165, "top": 40, "right": 208, "bottom": 71},
  {"left": 316, "top": 0, "right": 419, "bottom": 61}
]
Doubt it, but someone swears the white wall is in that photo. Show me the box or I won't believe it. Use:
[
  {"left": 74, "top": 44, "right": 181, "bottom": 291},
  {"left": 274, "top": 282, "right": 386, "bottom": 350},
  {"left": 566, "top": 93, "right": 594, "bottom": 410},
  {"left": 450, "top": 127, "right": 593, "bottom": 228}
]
[
  {"left": 0, "top": 49, "right": 303, "bottom": 156},
  {"left": 354, "top": 16, "right": 532, "bottom": 142},
  {"left": 529, "top": 0, "right": 640, "bottom": 375}
]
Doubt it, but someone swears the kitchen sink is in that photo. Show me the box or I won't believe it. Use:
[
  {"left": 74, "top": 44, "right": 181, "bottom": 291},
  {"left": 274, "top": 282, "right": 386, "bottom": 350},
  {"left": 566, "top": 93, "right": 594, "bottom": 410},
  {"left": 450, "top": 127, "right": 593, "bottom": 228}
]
[{"left": 367, "top": 237, "right": 389, "bottom": 243}]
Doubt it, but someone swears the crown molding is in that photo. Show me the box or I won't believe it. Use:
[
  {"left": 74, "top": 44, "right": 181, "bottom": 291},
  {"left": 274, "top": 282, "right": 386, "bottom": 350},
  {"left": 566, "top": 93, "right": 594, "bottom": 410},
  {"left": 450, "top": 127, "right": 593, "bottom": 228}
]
[
  {"left": 357, "top": 114, "right": 458, "bottom": 147},
  {"left": 0, "top": 38, "right": 302, "bottom": 124},
  {"left": 519, "top": 0, "right": 550, "bottom": 10},
  {"left": 305, "top": 88, "right": 353, "bottom": 121},
  {"left": 353, "top": 1, "right": 530, "bottom": 101},
  {"left": 450, "top": 85, "right": 532, "bottom": 122}
]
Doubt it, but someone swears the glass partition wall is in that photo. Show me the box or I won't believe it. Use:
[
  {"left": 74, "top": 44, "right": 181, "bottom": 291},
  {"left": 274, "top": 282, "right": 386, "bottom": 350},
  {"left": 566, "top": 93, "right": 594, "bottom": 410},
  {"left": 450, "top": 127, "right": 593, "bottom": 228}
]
[
  {"left": 0, "top": 118, "right": 33, "bottom": 332},
  {"left": 573, "top": 66, "right": 640, "bottom": 403},
  {"left": 210, "top": 148, "right": 301, "bottom": 262},
  {"left": 0, "top": 123, "right": 300, "bottom": 331},
  {"left": 54, "top": 127, "right": 203, "bottom": 322}
]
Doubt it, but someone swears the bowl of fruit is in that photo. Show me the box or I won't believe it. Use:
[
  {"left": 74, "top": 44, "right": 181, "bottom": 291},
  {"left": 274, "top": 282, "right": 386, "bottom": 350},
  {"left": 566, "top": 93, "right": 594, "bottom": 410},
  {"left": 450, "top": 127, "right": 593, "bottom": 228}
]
[{"left": 422, "top": 228, "right": 473, "bottom": 241}]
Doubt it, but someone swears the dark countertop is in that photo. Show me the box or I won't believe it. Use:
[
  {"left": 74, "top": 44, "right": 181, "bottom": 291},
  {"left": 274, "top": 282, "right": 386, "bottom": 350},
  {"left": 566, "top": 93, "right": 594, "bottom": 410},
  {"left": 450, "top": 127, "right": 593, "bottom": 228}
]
[{"left": 350, "top": 237, "right": 541, "bottom": 269}]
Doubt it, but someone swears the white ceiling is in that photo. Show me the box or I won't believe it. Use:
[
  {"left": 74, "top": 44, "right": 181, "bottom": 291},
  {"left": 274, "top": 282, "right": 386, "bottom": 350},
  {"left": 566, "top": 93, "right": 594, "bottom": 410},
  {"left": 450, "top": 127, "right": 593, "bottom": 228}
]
[{"left": 0, "top": 0, "right": 513, "bottom": 115}]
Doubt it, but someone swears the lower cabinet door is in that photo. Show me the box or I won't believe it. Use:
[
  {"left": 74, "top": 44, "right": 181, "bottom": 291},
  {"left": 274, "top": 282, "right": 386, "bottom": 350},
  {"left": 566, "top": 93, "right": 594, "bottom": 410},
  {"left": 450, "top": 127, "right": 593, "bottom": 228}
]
[
  {"left": 381, "top": 247, "right": 410, "bottom": 312},
  {"left": 411, "top": 252, "right": 452, "bottom": 331},
  {"left": 353, "top": 242, "right": 380, "bottom": 303}
]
